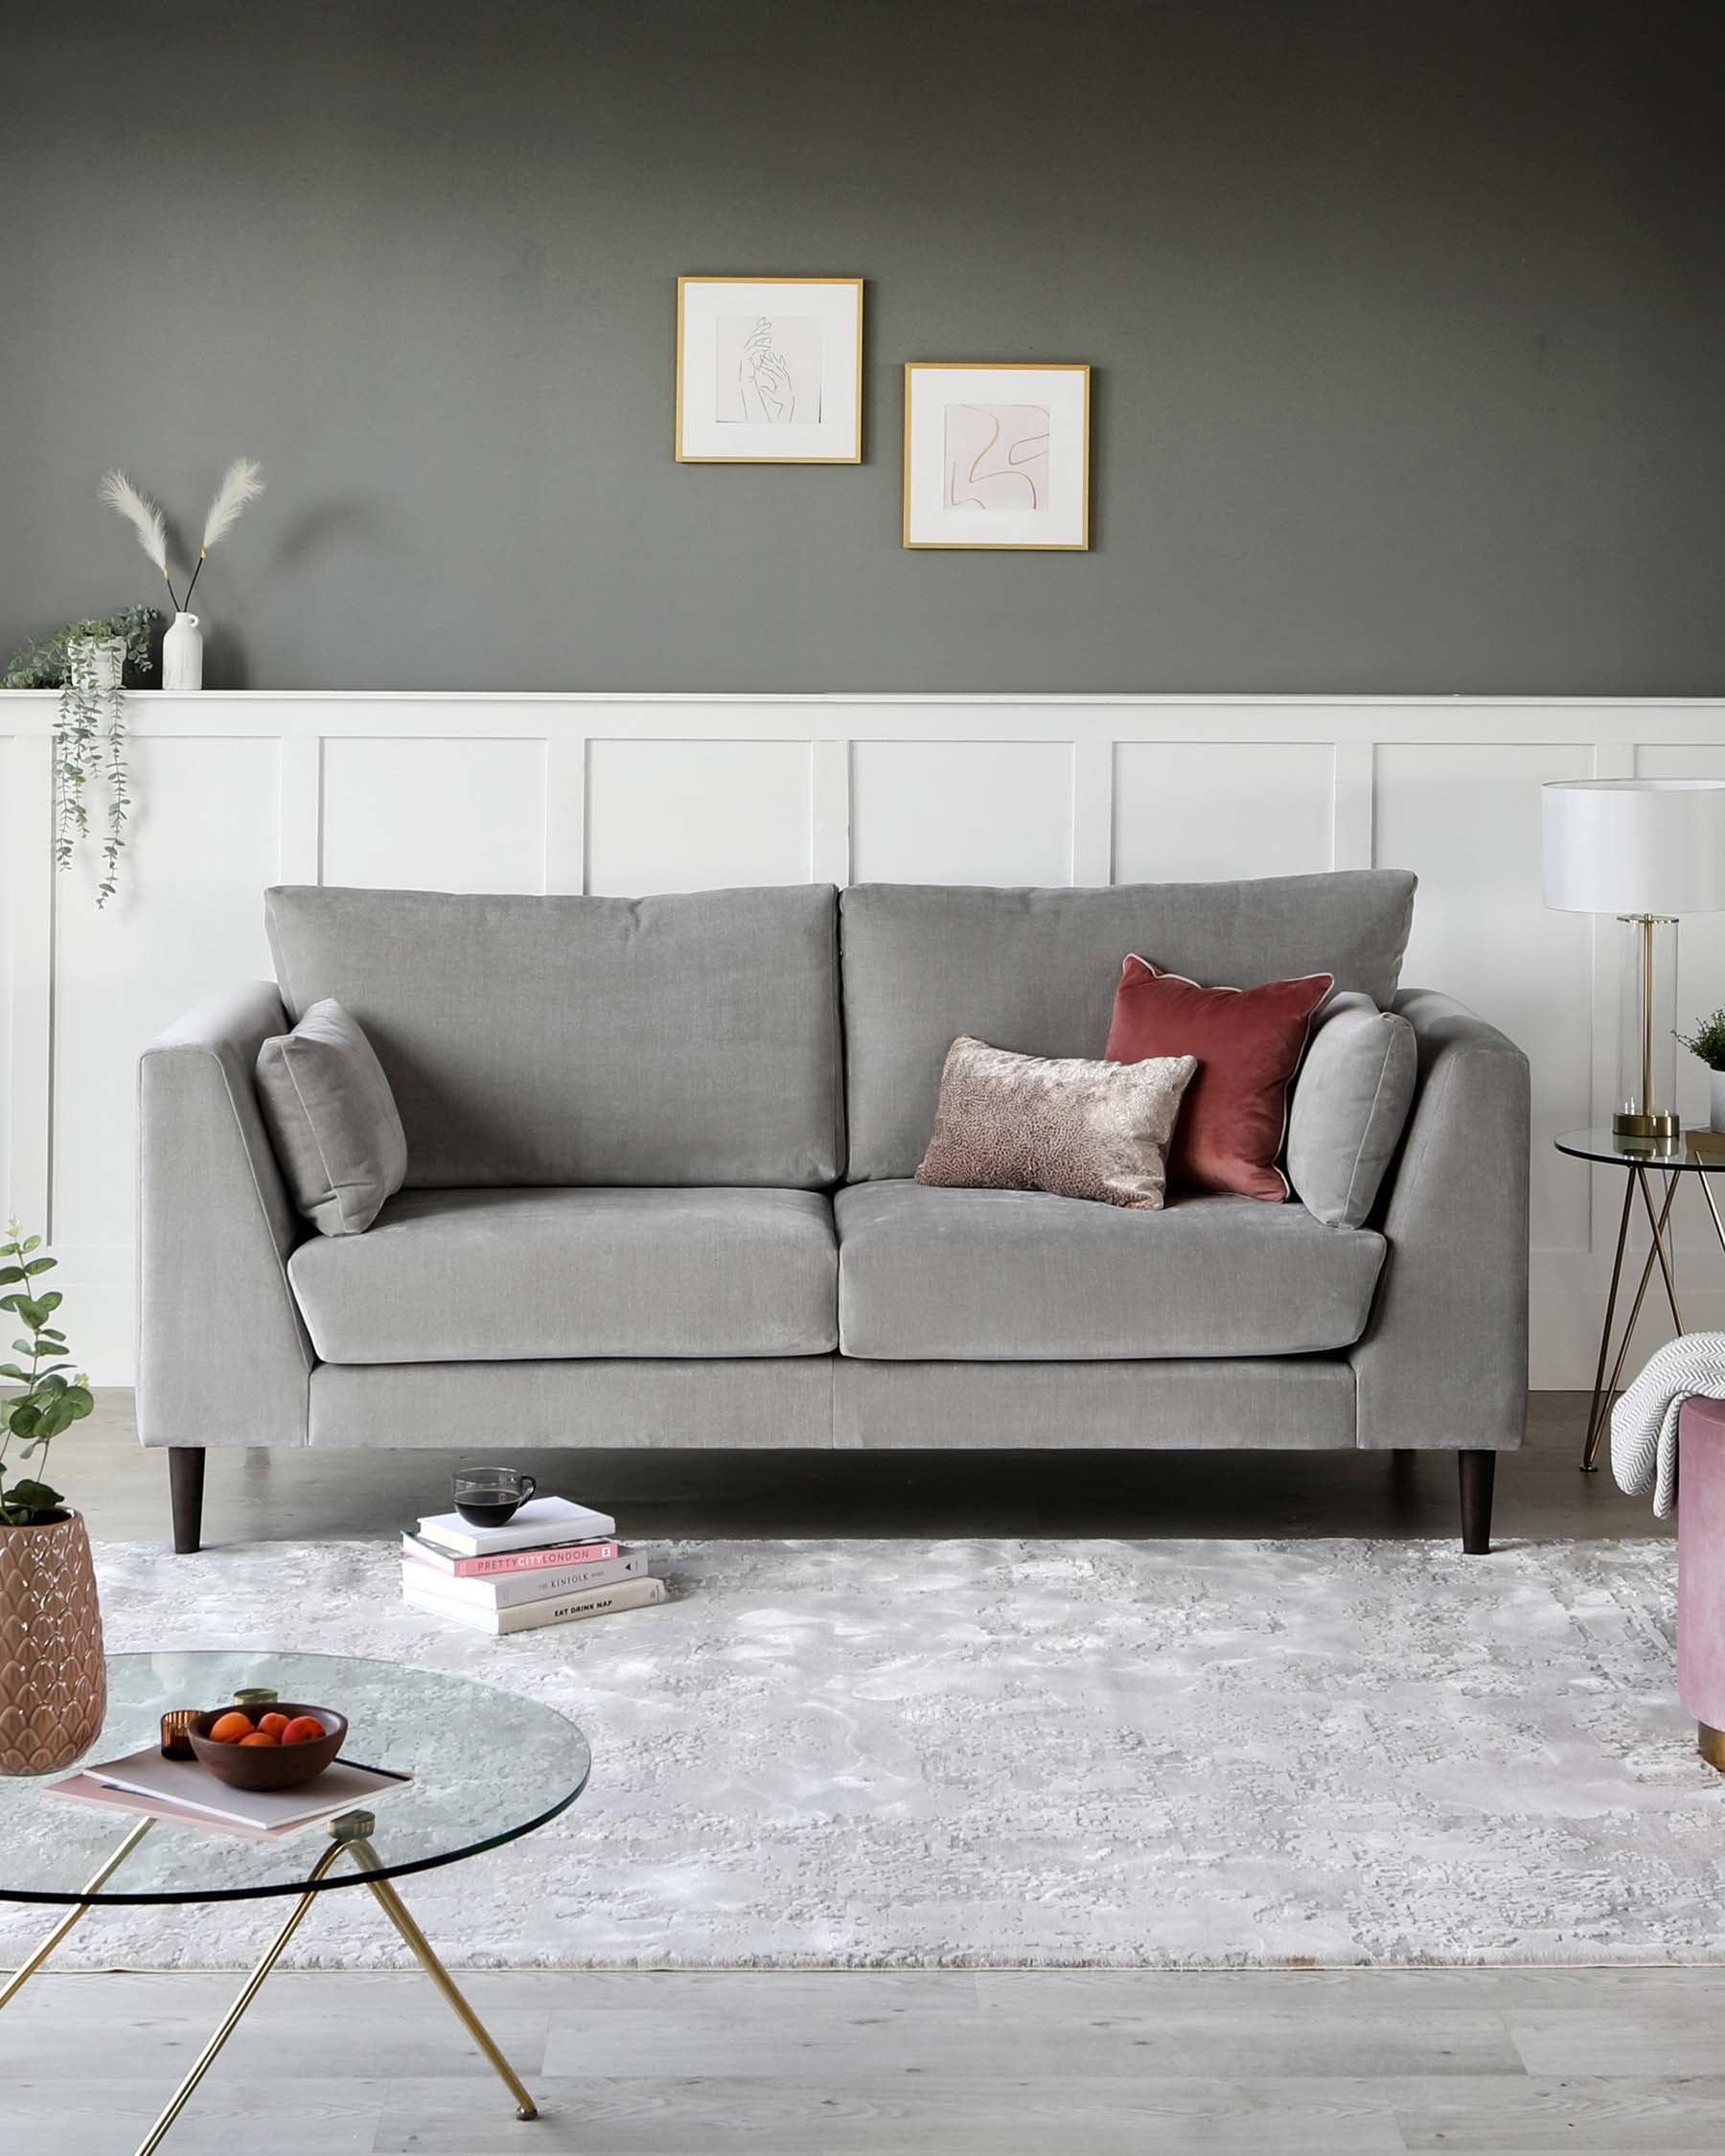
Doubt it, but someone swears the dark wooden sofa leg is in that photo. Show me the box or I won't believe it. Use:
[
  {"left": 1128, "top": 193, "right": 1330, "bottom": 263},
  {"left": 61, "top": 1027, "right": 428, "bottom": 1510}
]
[
  {"left": 170, "top": 1447, "right": 206, "bottom": 1555},
  {"left": 1459, "top": 1449, "right": 1495, "bottom": 1555}
]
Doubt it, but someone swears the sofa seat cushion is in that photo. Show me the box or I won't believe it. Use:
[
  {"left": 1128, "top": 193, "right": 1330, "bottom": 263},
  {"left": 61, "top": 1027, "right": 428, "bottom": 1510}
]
[
  {"left": 835, "top": 1181, "right": 1385, "bottom": 1361},
  {"left": 289, "top": 1187, "right": 839, "bottom": 1364}
]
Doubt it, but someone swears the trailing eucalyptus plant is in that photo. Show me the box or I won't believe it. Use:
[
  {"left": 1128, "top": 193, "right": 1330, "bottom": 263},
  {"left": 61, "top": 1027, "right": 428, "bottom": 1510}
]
[
  {"left": 1, "top": 606, "right": 156, "bottom": 693},
  {"left": 0, "top": 1221, "right": 94, "bottom": 1525},
  {"left": 3, "top": 606, "right": 158, "bottom": 908}
]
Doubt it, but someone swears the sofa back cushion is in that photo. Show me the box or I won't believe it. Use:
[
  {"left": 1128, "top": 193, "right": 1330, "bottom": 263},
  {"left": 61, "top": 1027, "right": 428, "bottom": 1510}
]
[
  {"left": 265, "top": 884, "right": 842, "bottom": 1189},
  {"left": 840, "top": 873, "right": 1416, "bottom": 1181}
]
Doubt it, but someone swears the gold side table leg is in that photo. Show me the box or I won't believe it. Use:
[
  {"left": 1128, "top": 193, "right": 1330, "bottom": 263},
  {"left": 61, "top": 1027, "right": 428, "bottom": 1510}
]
[
  {"left": 1634, "top": 1164, "right": 1686, "bottom": 1333},
  {"left": 1581, "top": 1172, "right": 1638, "bottom": 1470},
  {"left": 1696, "top": 1167, "right": 1725, "bottom": 1259},
  {"left": 341, "top": 1832, "right": 540, "bottom": 2121},
  {"left": 1582, "top": 1168, "right": 1683, "bottom": 1472},
  {"left": 0, "top": 1816, "right": 156, "bottom": 2012},
  {"left": 134, "top": 1831, "right": 353, "bottom": 2156}
]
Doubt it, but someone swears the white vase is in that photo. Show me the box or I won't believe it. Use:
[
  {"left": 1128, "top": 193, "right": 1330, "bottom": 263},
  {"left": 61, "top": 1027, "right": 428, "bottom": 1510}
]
[
  {"left": 163, "top": 611, "right": 203, "bottom": 693},
  {"left": 1711, "top": 1069, "right": 1725, "bottom": 1135}
]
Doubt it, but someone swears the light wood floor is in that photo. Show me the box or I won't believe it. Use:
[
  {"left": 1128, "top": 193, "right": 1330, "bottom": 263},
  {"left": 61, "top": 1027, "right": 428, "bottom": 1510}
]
[
  {"left": 9, "top": 1965, "right": 1725, "bottom": 2154},
  {"left": 5, "top": 1390, "right": 1712, "bottom": 2156}
]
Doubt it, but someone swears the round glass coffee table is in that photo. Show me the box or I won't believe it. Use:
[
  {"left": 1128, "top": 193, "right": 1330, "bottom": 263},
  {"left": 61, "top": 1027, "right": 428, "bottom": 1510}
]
[
  {"left": 0, "top": 1649, "right": 590, "bottom": 2154},
  {"left": 1555, "top": 1126, "right": 1725, "bottom": 1471}
]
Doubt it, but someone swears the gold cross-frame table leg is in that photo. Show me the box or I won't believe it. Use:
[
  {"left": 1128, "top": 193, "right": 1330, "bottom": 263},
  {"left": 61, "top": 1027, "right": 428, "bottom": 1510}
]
[
  {"left": 0, "top": 1815, "right": 156, "bottom": 2012},
  {"left": 1581, "top": 1171, "right": 1638, "bottom": 1471},
  {"left": 1634, "top": 1163, "right": 1686, "bottom": 1333},
  {"left": 133, "top": 1808, "right": 539, "bottom": 2155},
  {"left": 341, "top": 1830, "right": 540, "bottom": 2120},
  {"left": 1695, "top": 1164, "right": 1725, "bottom": 1260},
  {"left": 134, "top": 1828, "right": 354, "bottom": 2156},
  {"left": 1582, "top": 1165, "right": 1683, "bottom": 1472}
]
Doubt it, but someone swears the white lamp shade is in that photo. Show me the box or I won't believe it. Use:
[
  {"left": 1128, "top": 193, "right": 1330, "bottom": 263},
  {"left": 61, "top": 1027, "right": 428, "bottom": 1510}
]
[{"left": 1542, "top": 778, "right": 1725, "bottom": 916}]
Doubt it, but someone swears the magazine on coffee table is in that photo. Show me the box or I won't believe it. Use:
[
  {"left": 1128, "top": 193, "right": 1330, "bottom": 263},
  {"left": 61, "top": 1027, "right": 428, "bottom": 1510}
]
[{"left": 47, "top": 1747, "right": 411, "bottom": 1839}]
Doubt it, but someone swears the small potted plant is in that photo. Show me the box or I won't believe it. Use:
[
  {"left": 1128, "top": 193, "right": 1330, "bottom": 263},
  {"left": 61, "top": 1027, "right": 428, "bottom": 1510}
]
[
  {"left": 0, "top": 1220, "right": 102, "bottom": 1777},
  {"left": 3, "top": 606, "right": 159, "bottom": 907},
  {"left": 1677, "top": 1010, "right": 1725, "bottom": 1135}
]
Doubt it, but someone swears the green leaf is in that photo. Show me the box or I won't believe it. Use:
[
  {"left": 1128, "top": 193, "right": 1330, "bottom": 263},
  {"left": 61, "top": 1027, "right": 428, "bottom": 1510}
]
[
  {"left": 63, "top": 1387, "right": 95, "bottom": 1420},
  {"left": 0, "top": 1268, "right": 22, "bottom": 1286},
  {"left": 6, "top": 1403, "right": 38, "bottom": 1438},
  {"left": 35, "top": 1375, "right": 66, "bottom": 1399},
  {"left": 0, "top": 1296, "right": 20, "bottom": 1315},
  {"left": 34, "top": 1400, "right": 72, "bottom": 1439},
  {"left": 22, "top": 1257, "right": 56, "bottom": 1276},
  {"left": 20, "top": 1236, "right": 40, "bottom": 1253},
  {"left": 34, "top": 1292, "right": 61, "bottom": 1315},
  {"left": 0, "top": 1365, "right": 31, "bottom": 1383},
  {"left": 3, "top": 1479, "right": 63, "bottom": 1521},
  {"left": 12, "top": 1341, "right": 39, "bottom": 1358}
]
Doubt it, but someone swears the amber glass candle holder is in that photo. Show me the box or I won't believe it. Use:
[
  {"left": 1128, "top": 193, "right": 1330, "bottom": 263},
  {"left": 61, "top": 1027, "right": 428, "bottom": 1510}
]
[{"left": 159, "top": 1709, "right": 196, "bottom": 1759}]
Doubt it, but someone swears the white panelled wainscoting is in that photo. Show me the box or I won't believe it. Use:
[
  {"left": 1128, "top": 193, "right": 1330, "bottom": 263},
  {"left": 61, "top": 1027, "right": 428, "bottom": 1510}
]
[{"left": 2, "top": 691, "right": 1723, "bottom": 1388}]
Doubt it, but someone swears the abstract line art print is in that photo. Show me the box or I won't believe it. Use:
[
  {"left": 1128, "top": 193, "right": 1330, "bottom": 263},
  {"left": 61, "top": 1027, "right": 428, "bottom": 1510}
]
[
  {"left": 904, "top": 362, "right": 1090, "bottom": 548},
  {"left": 945, "top": 403, "right": 1050, "bottom": 511}
]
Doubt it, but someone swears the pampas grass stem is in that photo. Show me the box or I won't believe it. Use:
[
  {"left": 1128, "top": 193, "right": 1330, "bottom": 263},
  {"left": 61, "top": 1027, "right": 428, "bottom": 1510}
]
[
  {"left": 98, "top": 470, "right": 181, "bottom": 608},
  {"left": 181, "top": 458, "right": 264, "bottom": 608}
]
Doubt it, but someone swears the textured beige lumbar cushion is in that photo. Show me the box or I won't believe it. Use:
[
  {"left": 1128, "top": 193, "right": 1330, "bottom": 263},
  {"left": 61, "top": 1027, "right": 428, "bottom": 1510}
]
[
  {"left": 915, "top": 1035, "right": 1197, "bottom": 1210},
  {"left": 255, "top": 998, "right": 408, "bottom": 1236}
]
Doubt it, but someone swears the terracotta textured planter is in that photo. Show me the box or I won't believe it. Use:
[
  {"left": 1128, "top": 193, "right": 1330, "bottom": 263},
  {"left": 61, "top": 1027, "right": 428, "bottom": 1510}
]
[{"left": 0, "top": 1512, "right": 106, "bottom": 1776}]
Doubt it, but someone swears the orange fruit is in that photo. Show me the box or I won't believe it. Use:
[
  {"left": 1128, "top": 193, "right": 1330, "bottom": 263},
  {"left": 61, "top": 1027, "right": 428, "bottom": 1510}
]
[
  {"left": 281, "top": 1716, "right": 327, "bottom": 1746},
  {"left": 258, "top": 1712, "right": 290, "bottom": 1738},
  {"left": 238, "top": 1732, "right": 280, "bottom": 1747},
  {"left": 207, "top": 1711, "right": 254, "bottom": 1744}
]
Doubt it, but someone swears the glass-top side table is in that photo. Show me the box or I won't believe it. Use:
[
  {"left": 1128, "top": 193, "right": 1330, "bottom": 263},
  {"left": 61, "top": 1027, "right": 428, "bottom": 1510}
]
[
  {"left": 1554, "top": 1127, "right": 1725, "bottom": 1471},
  {"left": 0, "top": 1650, "right": 591, "bottom": 2154}
]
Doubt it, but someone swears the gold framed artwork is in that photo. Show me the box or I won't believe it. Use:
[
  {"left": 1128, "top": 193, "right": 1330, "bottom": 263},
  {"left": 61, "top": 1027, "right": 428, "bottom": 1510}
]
[
  {"left": 902, "top": 362, "right": 1091, "bottom": 550},
  {"left": 676, "top": 276, "right": 863, "bottom": 464}
]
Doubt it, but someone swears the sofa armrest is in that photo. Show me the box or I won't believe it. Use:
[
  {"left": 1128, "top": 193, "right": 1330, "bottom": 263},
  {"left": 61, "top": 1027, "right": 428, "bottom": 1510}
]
[
  {"left": 1348, "top": 988, "right": 1530, "bottom": 1452},
  {"left": 137, "top": 982, "right": 313, "bottom": 1449}
]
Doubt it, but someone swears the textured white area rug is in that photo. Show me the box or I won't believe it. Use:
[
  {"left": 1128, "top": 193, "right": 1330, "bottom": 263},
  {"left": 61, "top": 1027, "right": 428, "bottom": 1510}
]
[{"left": 3, "top": 1536, "right": 1718, "bottom": 1972}]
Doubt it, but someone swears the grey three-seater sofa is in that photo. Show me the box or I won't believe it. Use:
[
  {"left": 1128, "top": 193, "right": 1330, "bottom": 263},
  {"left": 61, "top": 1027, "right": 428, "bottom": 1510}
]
[{"left": 138, "top": 871, "right": 1530, "bottom": 1554}]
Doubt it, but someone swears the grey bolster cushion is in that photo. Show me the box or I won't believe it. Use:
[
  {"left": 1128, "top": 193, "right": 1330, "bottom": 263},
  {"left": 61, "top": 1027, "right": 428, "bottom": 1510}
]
[
  {"left": 256, "top": 998, "right": 408, "bottom": 1236},
  {"left": 1286, "top": 992, "right": 1418, "bottom": 1228}
]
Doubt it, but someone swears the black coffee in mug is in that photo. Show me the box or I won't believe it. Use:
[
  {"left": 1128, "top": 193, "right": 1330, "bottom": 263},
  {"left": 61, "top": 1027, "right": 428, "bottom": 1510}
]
[{"left": 453, "top": 1467, "right": 536, "bottom": 1528}]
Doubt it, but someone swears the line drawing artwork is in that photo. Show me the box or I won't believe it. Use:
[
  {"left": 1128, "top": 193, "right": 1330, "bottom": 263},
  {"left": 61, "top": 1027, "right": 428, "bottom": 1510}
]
[
  {"left": 716, "top": 315, "right": 823, "bottom": 424},
  {"left": 945, "top": 402, "right": 1050, "bottom": 510}
]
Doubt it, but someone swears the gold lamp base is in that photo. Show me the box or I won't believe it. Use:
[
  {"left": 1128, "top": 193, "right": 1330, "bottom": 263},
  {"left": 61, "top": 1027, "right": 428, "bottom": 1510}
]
[
  {"left": 1700, "top": 1721, "right": 1725, "bottom": 1775},
  {"left": 1614, "top": 1109, "right": 1682, "bottom": 1140}
]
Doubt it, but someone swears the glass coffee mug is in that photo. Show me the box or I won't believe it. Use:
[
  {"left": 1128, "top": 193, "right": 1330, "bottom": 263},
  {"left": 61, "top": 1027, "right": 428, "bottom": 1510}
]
[{"left": 452, "top": 1467, "right": 536, "bottom": 1528}]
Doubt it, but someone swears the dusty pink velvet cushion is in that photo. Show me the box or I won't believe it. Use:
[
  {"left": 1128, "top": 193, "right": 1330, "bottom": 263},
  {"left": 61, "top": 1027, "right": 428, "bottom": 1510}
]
[{"left": 914, "top": 1035, "right": 1198, "bottom": 1210}]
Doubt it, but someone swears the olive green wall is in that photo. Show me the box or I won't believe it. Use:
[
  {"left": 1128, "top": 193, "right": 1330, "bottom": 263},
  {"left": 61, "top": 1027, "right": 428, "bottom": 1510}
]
[{"left": 5, "top": 0, "right": 1723, "bottom": 692}]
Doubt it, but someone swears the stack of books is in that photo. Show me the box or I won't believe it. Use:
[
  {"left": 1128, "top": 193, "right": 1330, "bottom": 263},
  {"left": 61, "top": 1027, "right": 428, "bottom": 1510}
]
[{"left": 401, "top": 1494, "right": 665, "bottom": 1635}]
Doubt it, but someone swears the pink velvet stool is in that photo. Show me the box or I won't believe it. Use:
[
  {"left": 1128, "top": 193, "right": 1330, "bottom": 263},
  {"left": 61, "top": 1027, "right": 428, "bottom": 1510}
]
[{"left": 1677, "top": 1394, "right": 1725, "bottom": 1772}]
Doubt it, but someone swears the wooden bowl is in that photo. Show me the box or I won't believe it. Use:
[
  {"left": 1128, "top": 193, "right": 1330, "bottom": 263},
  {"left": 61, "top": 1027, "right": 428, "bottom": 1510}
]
[{"left": 187, "top": 1703, "right": 348, "bottom": 1793}]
